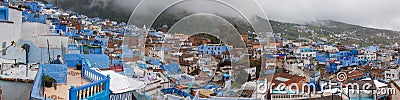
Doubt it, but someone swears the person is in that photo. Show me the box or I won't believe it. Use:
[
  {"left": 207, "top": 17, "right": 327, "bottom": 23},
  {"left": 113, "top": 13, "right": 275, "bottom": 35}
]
[{"left": 51, "top": 55, "right": 63, "bottom": 64}]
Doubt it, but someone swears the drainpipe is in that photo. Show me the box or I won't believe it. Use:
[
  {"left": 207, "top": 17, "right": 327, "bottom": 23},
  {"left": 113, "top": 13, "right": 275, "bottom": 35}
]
[{"left": 21, "top": 44, "right": 30, "bottom": 77}]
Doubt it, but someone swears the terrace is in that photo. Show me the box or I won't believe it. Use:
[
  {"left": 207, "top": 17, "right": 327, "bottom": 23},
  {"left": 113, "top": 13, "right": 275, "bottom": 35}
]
[
  {"left": 31, "top": 56, "right": 111, "bottom": 100},
  {"left": 42, "top": 68, "right": 90, "bottom": 99},
  {"left": 31, "top": 53, "right": 149, "bottom": 100}
]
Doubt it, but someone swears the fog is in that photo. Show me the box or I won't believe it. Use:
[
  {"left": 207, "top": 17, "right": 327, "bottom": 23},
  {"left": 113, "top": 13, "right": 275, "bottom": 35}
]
[{"left": 52, "top": 0, "right": 400, "bottom": 31}]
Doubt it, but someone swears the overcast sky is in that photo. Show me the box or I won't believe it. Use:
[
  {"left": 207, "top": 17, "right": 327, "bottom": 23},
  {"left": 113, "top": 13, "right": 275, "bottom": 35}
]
[
  {"left": 258, "top": 0, "right": 400, "bottom": 31},
  {"left": 74, "top": 0, "right": 400, "bottom": 31}
]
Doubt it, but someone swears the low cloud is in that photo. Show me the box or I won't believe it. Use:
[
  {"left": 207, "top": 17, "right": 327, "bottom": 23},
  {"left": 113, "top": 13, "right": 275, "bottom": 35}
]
[
  {"left": 259, "top": 0, "right": 400, "bottom": 31},
  {"left": 52, "top": 0, "right": 400, "bottom": 31}
]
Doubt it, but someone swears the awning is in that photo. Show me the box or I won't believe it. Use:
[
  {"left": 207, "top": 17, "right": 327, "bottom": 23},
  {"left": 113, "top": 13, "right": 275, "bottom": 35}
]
[
  {"left": 99, "top": 70, "right": 146, "bottom": 93},
  {"left": 374, "top": 80, "right": 388, "bottom": 88}
]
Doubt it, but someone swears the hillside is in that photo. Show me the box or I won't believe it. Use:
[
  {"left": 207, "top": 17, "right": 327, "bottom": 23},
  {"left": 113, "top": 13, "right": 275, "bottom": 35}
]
[
  {"left": 48, "top": 0, "right": 400, "bottom": 46},
  {"left": 270, "top": 20, "right": 400, "bottom": 46}
]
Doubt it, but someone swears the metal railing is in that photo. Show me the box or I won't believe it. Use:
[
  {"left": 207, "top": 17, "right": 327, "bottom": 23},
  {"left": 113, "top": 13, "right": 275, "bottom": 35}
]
[
  {"left": 0, "top": 63, "right": 13, "bottom": 75},
  {"left": 81, "top": 66, "right": 105, "bottom": 82},
  {"left": 69, "top": 65, "right": 110, "bottom": 100}
]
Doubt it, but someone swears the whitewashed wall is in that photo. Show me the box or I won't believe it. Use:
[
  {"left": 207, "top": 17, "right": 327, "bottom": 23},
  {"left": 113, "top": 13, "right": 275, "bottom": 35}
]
[
  {"left": 21, "top": 22, "right": 50, "bottom": 40},
  {"left": 0, "top": 8, "right": 22, "bottom": 61}
]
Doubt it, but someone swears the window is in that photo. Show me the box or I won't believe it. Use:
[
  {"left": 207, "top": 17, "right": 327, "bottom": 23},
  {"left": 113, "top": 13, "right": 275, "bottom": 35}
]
[{"left": 0, "top": 8, "right": 8, "bottom": 21}]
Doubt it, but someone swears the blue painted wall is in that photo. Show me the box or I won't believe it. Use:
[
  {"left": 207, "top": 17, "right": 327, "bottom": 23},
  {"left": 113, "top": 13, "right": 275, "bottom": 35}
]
[
  {"left": 161, "top": 62, "right": 180, "bottom": 74},
  {"left": 65, "top": 30, "right": 80, "bottom": 37},
  {"left": 110, "top": 60, "right": 122, "bottom": 66},
  {"left": 44, "top": 4, "right": 54, "bottom": 9},
  {"left": 326, "top": 62, "right": 339, "bottom": 73},
  {"left": 25, "top": 2, "right": 41, "bottom": 12},
  {"left": 316, "top": 52, "right": 327, "bottom": 63},
  {"left": 89, "top": 47, "right": 103, "bottom": 54},
  {"left": 65, "top": 54, "right": 109, "bottom": 69},
  {"left": 337, "top": 50, "right": 359, "bottom": 67},
  {"left": 65, "top": 54, "right": 83, "bottom": 68},
  {"left": 41, "top": 64, "right": 68, "bottom": 84},
  {"left": 23, "top": 12, "right": 46, "bottom": 23},
  {"left": 81, "top": 30, "right": 94, "bottom": 36},
  {"left": 83, "top": 54, "right": 109, "bottom": 69}
]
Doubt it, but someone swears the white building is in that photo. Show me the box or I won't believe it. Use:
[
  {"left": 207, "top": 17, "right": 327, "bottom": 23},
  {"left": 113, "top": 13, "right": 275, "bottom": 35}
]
[
  {"left": 385, "top": 66, "right": 400, "bottom": 81},
  {"left": 0, "top": 7, "right": 22, "bottom": 54},
  {"left": 0, "top": 6, "right": 66, "bottom": 63},
  {"left": 294, "top": 46, "right": 316, "bottom": 59},
  {"left": 322, "top": 45, "right": 339, "bottom": 52},
  {"left": 357, "top": 52, "right": 377, "bottom": 61}
]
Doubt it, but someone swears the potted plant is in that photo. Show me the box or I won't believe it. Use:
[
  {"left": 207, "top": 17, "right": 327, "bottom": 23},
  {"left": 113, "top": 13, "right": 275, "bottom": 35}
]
[{"left": 42, "top": 75, "right": 57, "bottom": 90}]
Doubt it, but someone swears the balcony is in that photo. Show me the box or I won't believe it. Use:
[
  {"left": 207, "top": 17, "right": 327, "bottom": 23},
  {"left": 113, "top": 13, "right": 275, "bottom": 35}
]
[{"left": 30, "top": 64, "right": 110, "bottom": 100}]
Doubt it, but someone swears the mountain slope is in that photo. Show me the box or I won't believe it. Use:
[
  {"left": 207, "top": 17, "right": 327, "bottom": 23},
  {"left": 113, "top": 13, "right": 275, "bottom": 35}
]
[
  {"left": 48, "top": 0, "right": 400, "bottom": 46},
  {"left": 270, "top": 20, "right": 400, "bottom": 46}
]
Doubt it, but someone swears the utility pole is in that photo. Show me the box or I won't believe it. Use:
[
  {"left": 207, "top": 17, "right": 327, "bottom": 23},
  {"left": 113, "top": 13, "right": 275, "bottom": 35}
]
[{"left": 47, "top": 39, "right": 51, "bottom": 63}]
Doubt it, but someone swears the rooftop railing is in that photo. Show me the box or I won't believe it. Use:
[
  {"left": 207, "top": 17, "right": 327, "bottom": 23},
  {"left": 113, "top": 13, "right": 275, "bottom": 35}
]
[
  {"left": 69, "top": 65, "right": 110, "bottom": 100},
  {"left": 30, "top": 65, "right": 47, "bottom": 100},
  {"left": 31, "top": 64, "right": 68, "bottom": 100}
]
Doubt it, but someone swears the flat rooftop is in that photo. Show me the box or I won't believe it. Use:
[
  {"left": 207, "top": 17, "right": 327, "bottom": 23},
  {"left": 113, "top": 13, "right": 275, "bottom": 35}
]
[
  {"left": 0, "top": 65, "right": 38, "bottom": 81},
  {"left": 43, "top": 68, "right": 90, "bottom": 100}
]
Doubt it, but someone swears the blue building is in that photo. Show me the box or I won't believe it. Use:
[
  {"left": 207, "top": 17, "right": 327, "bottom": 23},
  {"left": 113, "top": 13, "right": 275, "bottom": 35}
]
[
  {"left": 337, "top": 50, "right": 359, "bottom": 67},
  {"left": 319, "top": 49, "right": 359, "bottom": 71},
  {"left": 50, "top": 19, "right": 67, "bottom": 34},
  {"left": 197, "top": 44, "right": 229, "bottom": 55},
  {"left": 43, "top": 4, "right": 55, "bottom": 9},
  {"left": 22, "top": 12, "right": 47, "bottom": 24},
  {"left": 326, "top": 61, "right": 339, "bottom": 73},
  {"left": 25, "top": 2, "right": 41, "bottom": 12},
  {"left": 92, "top": 39, "right": 106, "bottom": 47},
  {"left": 316, "top": 52, "right": 328, "bottom": 63},
  {"left": 295, "top": 47, "right": 316, "bottom": 59},
  {"left": 80, "top": 30, "right": 94, "bottom": 36},
  {"left": 64, "top": 29, "right": 80, "bottom": 37},
  {"left": 328, "top": 53, "right": 337, "bottom": 60},
  {"left": 83, "top": 45, "right": 103, "bottom": 54},
  {"left": 316, "top": 51, "right": 337, "bottom": 62},
  {"left": 339, "top": 56, "right": 358, "bottom": 67}
]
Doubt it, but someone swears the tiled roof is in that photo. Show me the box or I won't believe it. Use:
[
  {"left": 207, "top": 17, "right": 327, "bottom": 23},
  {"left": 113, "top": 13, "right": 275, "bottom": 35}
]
[{"left": 272, "top": 72, "right": 306, "bottom": 89}]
